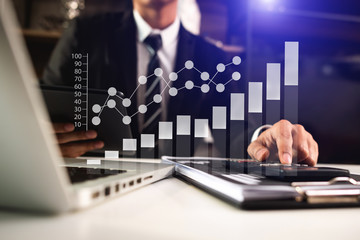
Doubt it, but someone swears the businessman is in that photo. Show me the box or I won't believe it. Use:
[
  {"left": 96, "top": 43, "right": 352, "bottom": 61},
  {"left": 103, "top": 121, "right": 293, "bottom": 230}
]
[{"left": 43, "top": 0, "right": 318, "bottom": 166}]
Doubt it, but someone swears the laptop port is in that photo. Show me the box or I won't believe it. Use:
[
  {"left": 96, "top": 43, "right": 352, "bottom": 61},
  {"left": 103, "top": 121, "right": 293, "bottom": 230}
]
[
  {"left": 115, "top": 184, "right": 120, "bottom": 192},
  {"left": 137, "top": 178, "right": 142, "bottom": 184},
  {"left": 92, "top": 191, "right": 100, "bottom": 199},
  {"left": 129, "top": 180, "right": 134, "bottom": 186},
  {"left": 144, "top": 175, "right": 153, "bottom": 180},
  {"left": 104, "top": 186, "right": 111, "bottom": 196}
]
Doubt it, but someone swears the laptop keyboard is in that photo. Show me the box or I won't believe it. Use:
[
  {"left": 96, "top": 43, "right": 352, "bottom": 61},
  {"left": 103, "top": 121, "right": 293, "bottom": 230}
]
[{"left": 65, "top": 167, "right": 127, "bottom": 184}]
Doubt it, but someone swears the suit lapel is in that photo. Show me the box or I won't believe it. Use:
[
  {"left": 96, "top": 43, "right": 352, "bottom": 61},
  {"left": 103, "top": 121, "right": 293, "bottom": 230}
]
[
  {"left": 109, "top": 11, "right": 139, "bottom": 136},
  {"left": 112, "top": 11, "right": 137, "bottom": 98},
  {"left": 168, "top": 26, "right": 197, "bottom": 120},
  {"left": 174, "top": 25, "right": 196, "bottom": 75}
]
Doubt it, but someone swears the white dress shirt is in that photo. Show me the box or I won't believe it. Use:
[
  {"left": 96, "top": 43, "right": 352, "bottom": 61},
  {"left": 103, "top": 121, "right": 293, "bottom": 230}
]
[{"left": 133, "top": 10, "right": 180, "bottom": 131}]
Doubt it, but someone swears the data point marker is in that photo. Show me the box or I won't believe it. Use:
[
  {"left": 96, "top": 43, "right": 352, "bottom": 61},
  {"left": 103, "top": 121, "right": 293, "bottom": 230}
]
[
  {"left": 92, "top": 116, "right": 101, "bottom": 126},
  {"left": 185, "top": 60, "right": 194, "bottom": 69},
  {"left": 122, "top": 116, "right": 131, "bottom": 125},
  {"left": 201, "top": 84, "right": 210, "bottom": 93},
  {"left": 201, "top": 72, "right": 210, "bottom": 81},
  {"left": 232, "top": 56, "right": 241, "bottom": 65},
  {"left": 107, "top": 99, "right": 116, "bottom": 108},
  {"left": 138, "top": 76, "right": 147, "bottom": 85},
  {"left": 185, "top": 80, "right": 194, "bottom": 90},
  {"left": 92, "top": 104, "right": 101, "bottom": 113},
  {"left": 232, "top": 72, "right": 241, "bottom": 81},
  {"left": 217, "top": 63, "right": 226, "bottom": 72},
  {"left": 138, "top": 105, "right": 147, "bottom": 114},
  {"left": 122, "top": 98, "right": 131, "bottom": 107},
  {"left": 216, "top": 84, "right": 225, "bottom": 93},
  {"left": 154, "top": 68, "right": 163, "bottom": 76},
  {"left": 108, "top": 87, "right": 117, "bottom": 96},
  {"left": 169, "top": 88, "right": 178, "bottom": 96},
  {"left": 169, "top": 72, "right": 178, "bottom": 81},
  {"left": 153, "top": 94, "right": 162, "bottom": 103}
]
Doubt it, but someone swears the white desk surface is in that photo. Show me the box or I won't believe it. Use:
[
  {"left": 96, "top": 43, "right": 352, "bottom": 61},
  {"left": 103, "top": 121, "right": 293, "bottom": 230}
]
[{"left": 1, "top": 164, "right": 360, "bottom": 240}]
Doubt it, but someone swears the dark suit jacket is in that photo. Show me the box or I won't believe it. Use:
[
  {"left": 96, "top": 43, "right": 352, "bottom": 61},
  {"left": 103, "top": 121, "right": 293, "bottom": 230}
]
[{"left": 43, "top": 11, "right": 245, "bottom": 156}]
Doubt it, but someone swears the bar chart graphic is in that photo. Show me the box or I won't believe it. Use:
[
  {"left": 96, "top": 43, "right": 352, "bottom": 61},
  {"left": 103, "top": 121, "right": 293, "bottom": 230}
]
[{"left": 83, "top": 42, "right": 299, "bottom": 159}]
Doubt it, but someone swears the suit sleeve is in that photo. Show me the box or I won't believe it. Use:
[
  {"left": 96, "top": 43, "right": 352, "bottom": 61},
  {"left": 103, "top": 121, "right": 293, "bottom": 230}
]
[{"left": 41, "top": 18, "right": 81, "bottom": 86}]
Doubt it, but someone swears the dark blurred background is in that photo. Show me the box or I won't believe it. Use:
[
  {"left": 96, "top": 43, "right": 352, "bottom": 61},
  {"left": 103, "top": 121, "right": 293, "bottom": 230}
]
[{"left": 12, "top": 0, "right": 360, "bottom": 163}]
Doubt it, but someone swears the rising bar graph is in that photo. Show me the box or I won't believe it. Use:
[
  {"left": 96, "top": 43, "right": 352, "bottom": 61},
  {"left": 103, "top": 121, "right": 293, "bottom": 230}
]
[
  {"left": 123, "top": 139, "right": 137, "bottom": 151},
  {"left": 212, "top": 106, "right": 227, "bottom": 157},
  {"left": 284, "top": 42, "right": 299, "bottom": 124},
  {"left": 80, "top": 42, "right": 299, "bottom": 159},
  {"left": 176, "top": 115, "right": 191, "bottom": 157},
  {"left": 158, "top": 121, "right": 173, "bottom": 157},
  {"left": 230, "top": 93, "right": 245, "bottom": 158},
  {"left": 248, "top": 82, "right": 263, "bottom": 113},
  {"left": 140, "top": 134, "right": 155, "bottom": 158},
  {"left": 194, "top": 119, "right": 210, "bottom": 157},
  {"left": 248, "top": 82, "right": 263, "bottom": 144},
  {"left": 266, "top": 63, "right": 281, "bottom": 124}
]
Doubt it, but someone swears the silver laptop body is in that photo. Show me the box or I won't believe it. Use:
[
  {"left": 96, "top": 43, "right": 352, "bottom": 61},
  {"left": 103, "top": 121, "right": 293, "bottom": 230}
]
[{"left": 0, "top": 0, "right": 173, "bottom": 213}]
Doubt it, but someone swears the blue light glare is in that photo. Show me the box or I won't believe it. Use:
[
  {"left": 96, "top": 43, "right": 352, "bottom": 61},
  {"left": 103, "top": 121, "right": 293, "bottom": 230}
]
[
  {"left": 261, "top": 0, "right": 275, "bottom": 3},
  {"left": 253, "top": 0, "right": 286, "bottom": 12}
]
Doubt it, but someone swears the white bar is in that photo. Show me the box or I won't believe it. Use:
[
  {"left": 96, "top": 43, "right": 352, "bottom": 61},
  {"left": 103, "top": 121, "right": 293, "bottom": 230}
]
[
  {"left": 87, "top": 159, "right": 101, "bottom": 165},
  {"left": 123, "top": 139, "right": 137, "bottom": 151},
  {"left": 177, "top": 115, "right": 191, "bottom": 135},
  {"left": 285, "top": 41, "right": 299, "bottom": 86},
  {"left": 212, "top": 107, "right": 227, "bottom": 129},
  {"left": 194, "top": 119, "right": 209, "bottom": 138},
  {"left": 159, "top": 122, "right": 173, "bottom": 139},
  {"left": 141, "top": 134, "right": 155, "bottom": 148},
  {"left": 266, "top": 63, "right": 281, "bottom": 100},
  {"left": 105, "top": 151, "right": 119, "bottom": 158},
  {"left": 230, "top": 93, "right": 244, "bottom": 120},
  {"left": 249, "top": 82, "right": 263, "bottom": 113}
]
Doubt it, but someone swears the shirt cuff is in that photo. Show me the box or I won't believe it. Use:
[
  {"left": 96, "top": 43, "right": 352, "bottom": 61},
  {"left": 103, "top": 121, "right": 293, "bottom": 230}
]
[{"left": 250, "top": 124, "right": 273, "bottom": 143}]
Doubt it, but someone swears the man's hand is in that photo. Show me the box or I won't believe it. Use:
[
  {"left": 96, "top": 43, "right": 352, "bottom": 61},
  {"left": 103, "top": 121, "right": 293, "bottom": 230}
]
[
  {"left": 53, "top": 123, "right": 104, "bottom": 158},
  {"left": 247, "top": 120, "right": 318, "bottom": 166}
]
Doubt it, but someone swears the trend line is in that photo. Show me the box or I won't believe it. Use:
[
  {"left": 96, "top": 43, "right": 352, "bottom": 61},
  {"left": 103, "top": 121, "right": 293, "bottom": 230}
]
[{"left": 91, "top": 56, "right": 242, "bottom": 126}]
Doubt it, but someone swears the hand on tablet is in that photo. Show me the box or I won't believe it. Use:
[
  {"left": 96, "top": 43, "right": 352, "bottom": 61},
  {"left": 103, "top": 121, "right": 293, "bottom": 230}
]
[
  {"left": 247, "top": 120, "right": 319, "bottom": 166},
  {"left": 53, "top": 123, "right": 104, "bottom": 158}
]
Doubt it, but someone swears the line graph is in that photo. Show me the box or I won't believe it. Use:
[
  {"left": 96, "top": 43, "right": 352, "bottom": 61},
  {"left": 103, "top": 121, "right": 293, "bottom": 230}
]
[
  {"left": 91, "top": 56, "right": 242, "bottom": 126},
  {"left": 73, "top": 41, "right": 300, "bottom": 159}
]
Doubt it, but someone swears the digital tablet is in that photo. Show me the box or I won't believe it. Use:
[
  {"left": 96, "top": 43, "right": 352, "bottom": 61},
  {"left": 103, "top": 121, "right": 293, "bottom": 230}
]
[
  {"left": 162, "top": 156, "right": 359, "bottom": 210},
  {"left": 40, "top": 85, "right": 134, "bottom": 157}
]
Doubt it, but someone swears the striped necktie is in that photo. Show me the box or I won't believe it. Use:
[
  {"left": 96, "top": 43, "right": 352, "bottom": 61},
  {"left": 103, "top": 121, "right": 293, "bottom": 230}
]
[{"left": 142, "top": 34, "right": 162, "bottom": 134}]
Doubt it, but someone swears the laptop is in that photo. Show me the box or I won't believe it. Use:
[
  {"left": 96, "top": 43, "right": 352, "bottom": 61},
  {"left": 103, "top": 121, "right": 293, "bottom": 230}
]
[{"left": 0, "top": 0, "right": 173, "bottom": 213}]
